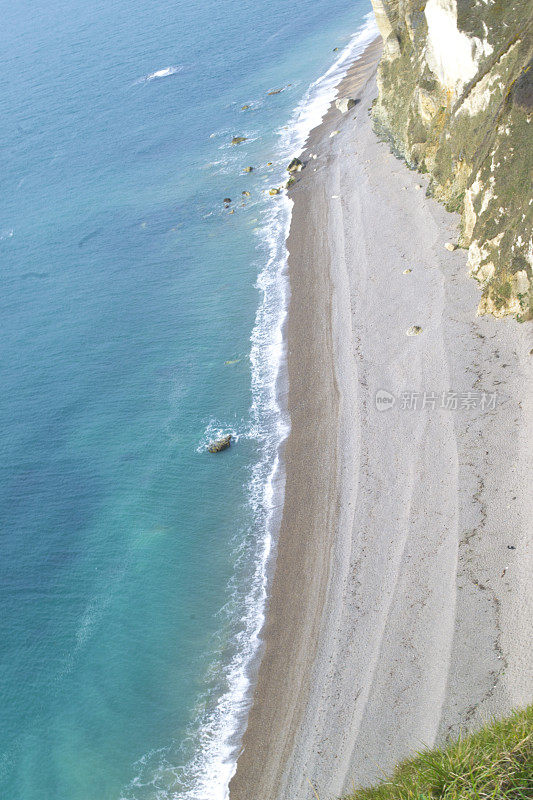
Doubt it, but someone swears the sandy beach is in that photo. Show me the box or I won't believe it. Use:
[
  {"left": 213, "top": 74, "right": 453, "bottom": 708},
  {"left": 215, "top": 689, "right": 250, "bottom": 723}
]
[{"left": 230, "top": 38, "right": 533, "bottom": 800}]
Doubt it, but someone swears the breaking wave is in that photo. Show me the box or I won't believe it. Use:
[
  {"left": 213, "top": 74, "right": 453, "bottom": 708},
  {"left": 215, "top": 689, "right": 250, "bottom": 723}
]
[{"left": 136, "top": 66, "right": 182, "bottom": 83}]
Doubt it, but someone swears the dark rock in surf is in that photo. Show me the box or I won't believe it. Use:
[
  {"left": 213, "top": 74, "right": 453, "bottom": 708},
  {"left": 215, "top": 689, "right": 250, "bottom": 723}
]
[
  {"left": 208, "top": 435, "right": 232, "bottom": 453},
  {"left": 287, "top": 157, "right": 304, "bottom": 173}
]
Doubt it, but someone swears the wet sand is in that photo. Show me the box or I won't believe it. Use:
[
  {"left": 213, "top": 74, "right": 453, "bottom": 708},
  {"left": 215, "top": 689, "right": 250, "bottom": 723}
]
[{"left": 230, "top": 38, "right": 533, "bottom": 800}]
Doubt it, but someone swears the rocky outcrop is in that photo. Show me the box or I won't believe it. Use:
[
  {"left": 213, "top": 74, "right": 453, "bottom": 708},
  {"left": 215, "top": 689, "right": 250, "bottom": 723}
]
[
  {"left": 370, "top": 0, "right": 532, "bottom": 319},
  {"left": 208, "top": 434, "right": 232, "bottom": 453},
  {"left": 287, "top": 157, "right": 304, "bottom": 173},
  {"left": 335, "top": 97, "right": 358, "bottom": 113}
]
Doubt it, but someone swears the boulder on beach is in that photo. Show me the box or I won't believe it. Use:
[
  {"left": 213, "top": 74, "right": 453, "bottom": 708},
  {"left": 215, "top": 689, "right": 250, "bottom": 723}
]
[
  {"left": 335, "top": 97, "right": 357, "bottom": 113},
  {"left": 445, "top": 242, "right": 458, "bottom": 251},
  {"left": 286, "top": 177, "right": 296, "bottom": 189},
  {"left": 231, "top": 136, "right": 247, "bottom": 145},
  {"left": 208, "top": 434, "right": 232, "bottom": 453},
  {"left": 287, "top": 157, "right": 304, "bottom": 173},
  {"left": 406, "top": 325, "right": 422, "bottom": 336}
]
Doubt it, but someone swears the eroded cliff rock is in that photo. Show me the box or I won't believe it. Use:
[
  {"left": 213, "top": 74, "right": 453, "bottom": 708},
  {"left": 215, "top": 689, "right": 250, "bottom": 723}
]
[{"left": 371, "top": 0, "right": 532, "bottom": 319}]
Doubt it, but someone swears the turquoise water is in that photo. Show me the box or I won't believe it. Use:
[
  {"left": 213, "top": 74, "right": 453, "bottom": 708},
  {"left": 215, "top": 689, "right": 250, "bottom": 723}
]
[{"left": 0, "top": 1, "right": 374, "bottom": 798}]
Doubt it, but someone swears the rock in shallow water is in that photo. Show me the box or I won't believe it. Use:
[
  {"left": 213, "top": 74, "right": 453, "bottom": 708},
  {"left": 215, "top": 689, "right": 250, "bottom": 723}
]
[
  {"left": 287, "top": 157, "right": 304, "bottom": 173},
  {"left": 208, "top": 434, "right": 232, "bottom": 453}
]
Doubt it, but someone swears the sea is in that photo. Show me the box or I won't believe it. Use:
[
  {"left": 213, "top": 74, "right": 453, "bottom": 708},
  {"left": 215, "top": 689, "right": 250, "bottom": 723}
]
[{"left": 0, "top": 1, "right": 376, "bottom": 798}]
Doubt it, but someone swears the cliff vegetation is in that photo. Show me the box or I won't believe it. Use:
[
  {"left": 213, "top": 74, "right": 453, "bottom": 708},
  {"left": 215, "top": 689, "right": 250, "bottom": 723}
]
[{"left": 343, "top": 704, "right": 533, "bottom": 799}]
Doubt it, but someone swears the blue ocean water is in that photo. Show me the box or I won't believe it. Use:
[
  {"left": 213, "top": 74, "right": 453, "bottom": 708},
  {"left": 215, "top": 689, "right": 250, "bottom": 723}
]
[{"left": 0, "top": 1, "right": 375, "bottom": 798}]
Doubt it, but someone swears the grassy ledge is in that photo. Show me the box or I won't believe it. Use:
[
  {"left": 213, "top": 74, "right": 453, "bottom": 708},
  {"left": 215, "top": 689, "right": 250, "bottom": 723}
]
[{"left": 343, "top": 705, "right": 533, "bottom": 800}]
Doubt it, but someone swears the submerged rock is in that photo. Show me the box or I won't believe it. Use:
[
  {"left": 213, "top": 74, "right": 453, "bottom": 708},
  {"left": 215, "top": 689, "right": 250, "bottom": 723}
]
[
  {"left": 243, "top": 166, "right": 254, "bottom": 173},
  {"left": 269, "top": 187, "right": 281, "bottom": 196},
  {"left": 287, "top": 157, "right": 304, "bottom": 173},
  {"left": 335, "top": 97, "right": 357, "bottom": 113},
  {"left": 231, "top": 136, "right": 247, "bottom": 145},
  {"left": 208, "top": 434, "right": 232, "bottom": 453},
  {"left": 242, "top": 190, "right": 251, "bottom": 197},
  {"left": 241, "top": 104, "right": 250, "bottom": 111},
  {"left": 223, "top": 198, "right": 232, "bottom": 204}
]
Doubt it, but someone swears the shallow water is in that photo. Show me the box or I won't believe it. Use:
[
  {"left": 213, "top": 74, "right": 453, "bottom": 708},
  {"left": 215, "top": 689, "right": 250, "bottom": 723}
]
[{"left": 0, "top": 1, "right": 374, "bottom": 797}]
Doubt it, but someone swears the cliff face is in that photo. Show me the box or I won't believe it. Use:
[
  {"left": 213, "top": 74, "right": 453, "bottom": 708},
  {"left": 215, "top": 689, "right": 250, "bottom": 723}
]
[{"left": 370, "top": 0, "right": 533, "bottom": 319}]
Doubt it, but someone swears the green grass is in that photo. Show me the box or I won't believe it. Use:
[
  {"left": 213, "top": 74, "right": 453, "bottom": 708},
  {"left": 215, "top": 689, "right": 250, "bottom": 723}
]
[{"left": 343, "top": 706, "right": 533, "bottom": 800}]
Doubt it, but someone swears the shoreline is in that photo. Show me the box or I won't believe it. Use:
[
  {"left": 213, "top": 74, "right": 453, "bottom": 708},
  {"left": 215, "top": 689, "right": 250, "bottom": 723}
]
[
  {"left": 230, "top": 39, "right": 383, "bottom": 800},
  {"left": 231, "top": 32, "right": 532, "bottom": 800}
]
